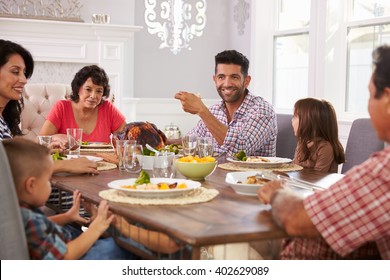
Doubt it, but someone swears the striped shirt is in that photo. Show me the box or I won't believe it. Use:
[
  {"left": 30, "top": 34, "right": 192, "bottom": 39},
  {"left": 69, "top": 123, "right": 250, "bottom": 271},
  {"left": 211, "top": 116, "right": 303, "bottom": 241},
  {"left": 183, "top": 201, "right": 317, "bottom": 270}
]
[
  {"left": 187, "top": 92, "right": 277, "bottom": 157},
  {"left": 0, "top": 117, "right": 12, "bottom": 140}
]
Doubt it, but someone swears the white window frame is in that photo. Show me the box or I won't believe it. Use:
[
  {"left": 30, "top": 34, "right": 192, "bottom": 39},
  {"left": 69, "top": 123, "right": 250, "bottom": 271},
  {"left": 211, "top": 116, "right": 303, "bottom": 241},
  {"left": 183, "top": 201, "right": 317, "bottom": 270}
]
[{"left": 251, "top": 0, "right": 390, "bottom": 120}]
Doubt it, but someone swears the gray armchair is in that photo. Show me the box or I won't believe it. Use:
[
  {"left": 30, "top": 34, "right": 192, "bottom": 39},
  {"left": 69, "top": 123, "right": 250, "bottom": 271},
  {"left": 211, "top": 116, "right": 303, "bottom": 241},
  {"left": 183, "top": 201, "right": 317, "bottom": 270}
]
[
  {"left": 0, "top": 142, "right": 29, "bottom": 259},
  {"left": 341, "top": 118, "right": 385, "bottom": 174}
]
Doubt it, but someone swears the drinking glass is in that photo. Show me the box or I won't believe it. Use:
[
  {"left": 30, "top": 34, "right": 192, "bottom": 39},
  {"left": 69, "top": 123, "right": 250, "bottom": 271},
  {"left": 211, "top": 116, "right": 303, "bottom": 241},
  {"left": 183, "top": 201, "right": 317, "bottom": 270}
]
[
  {"left": 123, "top": 143, "right": 143, "bottom": 173},
  {"left": 115, "top": 140, "right": 136, "bottom": 171},
  {"left": 197, "top": 136, "right": 213, "bottom": 157},
  {"left": 182, "top": 135, "right": 198, "bottom": 156},
  {"left": 37, "top": 135, "right": 52, "bottom": 148},
  {"left": 153, "top": 151, "right": 175, "bottom": 178},
  {"left": 66, "top": 128, "right": 83, "bottom": 156}
]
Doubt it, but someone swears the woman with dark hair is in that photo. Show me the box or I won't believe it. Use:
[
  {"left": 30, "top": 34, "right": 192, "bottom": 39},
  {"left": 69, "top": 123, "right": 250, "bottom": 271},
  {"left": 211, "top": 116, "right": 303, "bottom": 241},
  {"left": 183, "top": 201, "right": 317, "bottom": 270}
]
[
  {"left": 0, "top": 39, "right": 34, "bottom": 139},
  {"left": 40, "top": 65, "right": 126, "bottom": 143},
  {"left": 0, "top": 40, "right": 98, "bottom": 174},
  {"left": 291, "top": 97, "right": 345, "bottom": 173}
]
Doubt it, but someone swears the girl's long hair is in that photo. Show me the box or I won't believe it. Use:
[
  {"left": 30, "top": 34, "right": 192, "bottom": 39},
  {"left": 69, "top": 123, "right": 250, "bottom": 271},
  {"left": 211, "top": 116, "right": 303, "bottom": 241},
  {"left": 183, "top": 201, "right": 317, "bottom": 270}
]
[{"left": 294, "top": 98, "right": 345, "bottom": 164}]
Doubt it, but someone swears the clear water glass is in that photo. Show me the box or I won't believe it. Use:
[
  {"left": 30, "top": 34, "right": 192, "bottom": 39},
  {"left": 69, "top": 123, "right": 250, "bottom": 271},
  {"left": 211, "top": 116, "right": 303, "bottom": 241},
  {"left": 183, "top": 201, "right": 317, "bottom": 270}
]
[
  {"left": 153, "top": 151, "right": 175, "bottom": 178},
  {"left": 66, "top": 128, "right": 83, "bottom": 156},
  {"left": 182, "top": 135, "right": 198, "bottom": 156},
  {"left": 116, "top": 140, "right": 136, "bottom": 170},
  {"left": 123, "top": 143, "right": 143, "bottom": 173},
  {"left": 197, "top": 136, "right": 213, "bottom": 157},
  {"left": 37, "top": 135, "right": 52, "bottom": 148}
]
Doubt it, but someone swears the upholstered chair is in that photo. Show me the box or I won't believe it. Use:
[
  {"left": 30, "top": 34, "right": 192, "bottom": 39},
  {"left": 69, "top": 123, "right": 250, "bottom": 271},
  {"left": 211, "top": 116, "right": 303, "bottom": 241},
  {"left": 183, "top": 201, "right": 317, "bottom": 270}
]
[
  {"left": 276, "top": 114, "right": 297, "bottom": 159},
  {"left": 341, "top": 118, "right": 385, "bottom": 174},
  {"left": 0, "top": 142, "right": 29, "bottom": 259},
  {"left": 21, "top": 83, "right": 71, "bottom": 141}
]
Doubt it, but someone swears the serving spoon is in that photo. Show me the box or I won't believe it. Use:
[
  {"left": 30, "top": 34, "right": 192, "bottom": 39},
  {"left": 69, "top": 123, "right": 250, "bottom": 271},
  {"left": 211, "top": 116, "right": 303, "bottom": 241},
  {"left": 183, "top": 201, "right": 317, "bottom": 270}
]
[{"left": 145, "top": 144, "right": 161, "bottom": 155}]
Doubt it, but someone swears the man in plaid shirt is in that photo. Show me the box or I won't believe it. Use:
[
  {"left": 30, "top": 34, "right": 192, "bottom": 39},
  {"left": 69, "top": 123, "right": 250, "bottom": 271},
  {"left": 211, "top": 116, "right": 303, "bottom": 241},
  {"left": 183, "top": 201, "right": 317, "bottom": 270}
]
[
  {"left": 175, "top": 50, "right": 277, "bottom": 157},
  {"left": 258, "top": 45, "right": 390, "bottom": 260}
]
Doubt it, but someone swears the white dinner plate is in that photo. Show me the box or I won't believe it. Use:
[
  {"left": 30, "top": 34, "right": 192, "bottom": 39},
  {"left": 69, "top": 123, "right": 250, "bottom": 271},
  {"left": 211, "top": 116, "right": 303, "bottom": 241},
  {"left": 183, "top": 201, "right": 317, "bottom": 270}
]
[
  {"left": 66, "top": 155, "right": 103, "bottom": 162},
  {"left": 80, "top": 142, "right": 113, "bottom": 149},
  {"left": 225, "top": 171, "right": 270, "bottom": 196},
  {"left": 226, "top": 157, "right": 292, "bottom": 168},
  {"left": 107, "top": 178, "right": 201, "bottom": 198}
]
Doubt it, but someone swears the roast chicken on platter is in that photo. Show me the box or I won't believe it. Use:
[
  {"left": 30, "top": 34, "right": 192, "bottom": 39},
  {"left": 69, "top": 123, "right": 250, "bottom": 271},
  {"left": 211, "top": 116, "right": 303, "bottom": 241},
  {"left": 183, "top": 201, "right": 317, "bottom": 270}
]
[{"left": 114, "top": 121, "right": 167, "bottom": 149}]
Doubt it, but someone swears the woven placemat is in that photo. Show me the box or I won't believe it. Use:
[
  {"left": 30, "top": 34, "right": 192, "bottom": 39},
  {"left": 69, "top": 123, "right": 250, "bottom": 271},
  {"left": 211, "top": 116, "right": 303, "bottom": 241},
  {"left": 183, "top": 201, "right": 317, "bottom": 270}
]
[
  {"left": 99, "top": 187, "right": 219, "bottom": 205},
  {"left": 97, "top": 161, "right": 117, "bottom": 171},
  {"left": 218, "top": 162, "right": 303, "bottom": 172}
]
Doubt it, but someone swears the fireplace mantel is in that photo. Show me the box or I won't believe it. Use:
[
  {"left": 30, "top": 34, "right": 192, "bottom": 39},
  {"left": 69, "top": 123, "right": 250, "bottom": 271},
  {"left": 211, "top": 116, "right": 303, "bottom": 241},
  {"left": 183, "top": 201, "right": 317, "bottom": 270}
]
[{"left": 0, "top": 17, "right": 142, "bottom": 113}]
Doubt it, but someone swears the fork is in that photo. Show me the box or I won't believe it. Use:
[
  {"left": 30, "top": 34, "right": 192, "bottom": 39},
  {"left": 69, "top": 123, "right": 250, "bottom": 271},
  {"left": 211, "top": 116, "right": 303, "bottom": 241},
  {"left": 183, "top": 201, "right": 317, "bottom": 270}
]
[{"left": 272, "top": 170, "right": 324, "bottom": 190}]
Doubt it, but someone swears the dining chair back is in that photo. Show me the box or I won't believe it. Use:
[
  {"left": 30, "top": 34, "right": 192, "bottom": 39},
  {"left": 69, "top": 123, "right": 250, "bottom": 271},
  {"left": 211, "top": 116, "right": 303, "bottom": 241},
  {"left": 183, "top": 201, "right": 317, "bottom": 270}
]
[
  {"left": 276, "top": 114, "right": 297, "bottom": 159},
  {"left": 0, "top": 142, "right": 29, "bottom": 259},
  {"left": 21, "top": 83, "right": 71, "bottom": 141},
  {"left": 341, "top": 118, "right": 385, "bottom": 174}
]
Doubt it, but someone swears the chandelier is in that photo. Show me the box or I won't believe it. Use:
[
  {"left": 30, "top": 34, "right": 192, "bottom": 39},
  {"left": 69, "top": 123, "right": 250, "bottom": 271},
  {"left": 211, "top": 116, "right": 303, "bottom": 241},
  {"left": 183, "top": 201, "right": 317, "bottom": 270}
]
[{"left": 144, "top": 0, "right": 207, "bottom": 55}]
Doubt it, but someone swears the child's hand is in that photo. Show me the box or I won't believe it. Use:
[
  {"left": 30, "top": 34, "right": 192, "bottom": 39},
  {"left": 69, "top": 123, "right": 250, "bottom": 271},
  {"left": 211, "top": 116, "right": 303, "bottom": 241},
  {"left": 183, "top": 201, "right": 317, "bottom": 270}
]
[
  {"left": 66, "top": 190, "right": 89, "bottom": 224},
  {"left": 82, "top": 200, "right": 98, "bottom": 222},
  {"left": 88, "top": 200, "right": 114, "bottom": 235}
]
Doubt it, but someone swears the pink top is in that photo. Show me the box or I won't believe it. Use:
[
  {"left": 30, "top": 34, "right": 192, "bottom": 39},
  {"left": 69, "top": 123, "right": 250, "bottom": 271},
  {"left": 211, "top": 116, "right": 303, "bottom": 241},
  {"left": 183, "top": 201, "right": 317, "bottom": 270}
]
[{"left": 46, "top": 100, "right": 125, "bottom": 143}]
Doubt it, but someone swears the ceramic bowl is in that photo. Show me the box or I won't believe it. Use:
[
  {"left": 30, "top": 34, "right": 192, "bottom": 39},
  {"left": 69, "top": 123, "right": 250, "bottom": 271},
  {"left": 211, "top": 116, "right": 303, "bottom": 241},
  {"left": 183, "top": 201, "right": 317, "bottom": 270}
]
[
  {"left": 225, "top": 171, "right": 270, "bottom": 196},
  {"left": 174, "top": 159, "right": 217, "bottom": 181},
  {"left": 137, "top": 155, "right": 154, "bottom": 170}
]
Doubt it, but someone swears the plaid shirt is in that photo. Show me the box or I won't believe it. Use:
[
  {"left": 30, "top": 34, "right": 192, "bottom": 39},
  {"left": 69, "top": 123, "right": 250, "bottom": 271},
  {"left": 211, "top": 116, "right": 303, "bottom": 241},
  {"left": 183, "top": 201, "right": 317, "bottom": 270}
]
[
  {"left": 281, "top": 146, "right": 390, "bottom": 259},
  {"left": 187, "top": 92, "right": 277, "bottom": 157},
  {"left": 20, "top": 203, "right": 72, "bottom": 260}
]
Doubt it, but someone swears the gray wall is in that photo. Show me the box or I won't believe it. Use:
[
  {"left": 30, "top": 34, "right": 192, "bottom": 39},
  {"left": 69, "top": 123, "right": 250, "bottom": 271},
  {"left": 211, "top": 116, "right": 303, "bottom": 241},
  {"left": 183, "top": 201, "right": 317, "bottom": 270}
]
[
  {"left": 134, "top": 0, "right": 250, "bottom": 99},
  {"left": 78, "top": 0, "right": 252, "bottom": 99},
  {"left": 79, "top": 0, "right": 135, "bottom": 25}
]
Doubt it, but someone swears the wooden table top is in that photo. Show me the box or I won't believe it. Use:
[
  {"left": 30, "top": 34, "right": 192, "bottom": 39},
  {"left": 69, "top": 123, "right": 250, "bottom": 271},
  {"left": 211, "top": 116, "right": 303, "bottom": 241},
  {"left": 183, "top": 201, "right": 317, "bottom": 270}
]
[{"left": 51, "top": 161, "right": 344, "bottom": 248}]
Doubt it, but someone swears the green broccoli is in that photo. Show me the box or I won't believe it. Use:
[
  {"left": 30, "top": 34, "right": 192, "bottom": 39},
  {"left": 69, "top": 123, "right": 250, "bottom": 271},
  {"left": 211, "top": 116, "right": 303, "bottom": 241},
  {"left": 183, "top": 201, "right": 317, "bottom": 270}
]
[
  {"left": 52, "top": 150, "right": 67, "bottom": 160},
  {"left": 142, "top": 147, "right": 156, "bottom": 156},
  {"left": 234, "top": 150, "right": 247, "bottom": 161},
  {"left": 134, "top": 170, "right": 151, "bottom": 186}
]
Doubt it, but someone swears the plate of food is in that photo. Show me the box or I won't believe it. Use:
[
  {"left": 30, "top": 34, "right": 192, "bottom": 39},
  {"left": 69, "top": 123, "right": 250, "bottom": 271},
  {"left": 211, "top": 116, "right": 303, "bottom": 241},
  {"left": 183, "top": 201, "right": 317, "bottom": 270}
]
[
  {"left": 107, "top": 178, "right": 201, "bottom": 198},
  {"left": 80, "top": 142, "right": 113, "bottom": 149},
  {"left": 225, "top": 171, "right": 271, "bottom": 196},
  {"left": 227, "top": 156, "right": 292, "bottom": 168}
]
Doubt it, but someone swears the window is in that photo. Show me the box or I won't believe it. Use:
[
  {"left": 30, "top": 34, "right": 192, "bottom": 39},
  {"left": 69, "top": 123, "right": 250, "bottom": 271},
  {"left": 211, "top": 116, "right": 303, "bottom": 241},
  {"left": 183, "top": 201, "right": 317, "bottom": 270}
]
[{"left": 253, "top": 0, "right": 390, "bottom": 119}]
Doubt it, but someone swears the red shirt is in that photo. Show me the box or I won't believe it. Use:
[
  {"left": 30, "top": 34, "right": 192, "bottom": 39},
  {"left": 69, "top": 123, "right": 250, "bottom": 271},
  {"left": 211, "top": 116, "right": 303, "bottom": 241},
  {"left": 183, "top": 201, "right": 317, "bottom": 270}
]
[
  {"left": 282, "top": 146, "right": 390, "bottom": 259},
  {"left": 46, "top": 100, "right": 125, "bottom": 143}
]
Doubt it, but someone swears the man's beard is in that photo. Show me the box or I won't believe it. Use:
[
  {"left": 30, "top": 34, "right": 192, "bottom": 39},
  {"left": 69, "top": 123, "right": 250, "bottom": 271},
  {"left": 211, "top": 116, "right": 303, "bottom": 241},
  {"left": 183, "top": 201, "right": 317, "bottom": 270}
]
[{"left": 217, "top": 84, "right": 246, "bottom": 103}]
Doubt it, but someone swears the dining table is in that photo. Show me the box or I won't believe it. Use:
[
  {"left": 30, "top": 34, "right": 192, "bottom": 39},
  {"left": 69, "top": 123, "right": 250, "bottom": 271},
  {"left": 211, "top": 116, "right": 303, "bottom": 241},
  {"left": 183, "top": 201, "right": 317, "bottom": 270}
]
[{"left": 50, "top": 155, "right": 344, "bottom": 260}]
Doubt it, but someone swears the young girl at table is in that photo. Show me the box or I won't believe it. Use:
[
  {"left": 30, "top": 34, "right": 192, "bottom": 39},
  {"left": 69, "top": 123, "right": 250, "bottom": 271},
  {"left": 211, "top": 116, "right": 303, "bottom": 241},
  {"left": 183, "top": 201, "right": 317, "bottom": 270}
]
[
  {"left": 291, "top": 98, "right": 345, "bottom": 173},
  {"left": 3, "top": 138, "right": 137, "bottom": 260}
]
